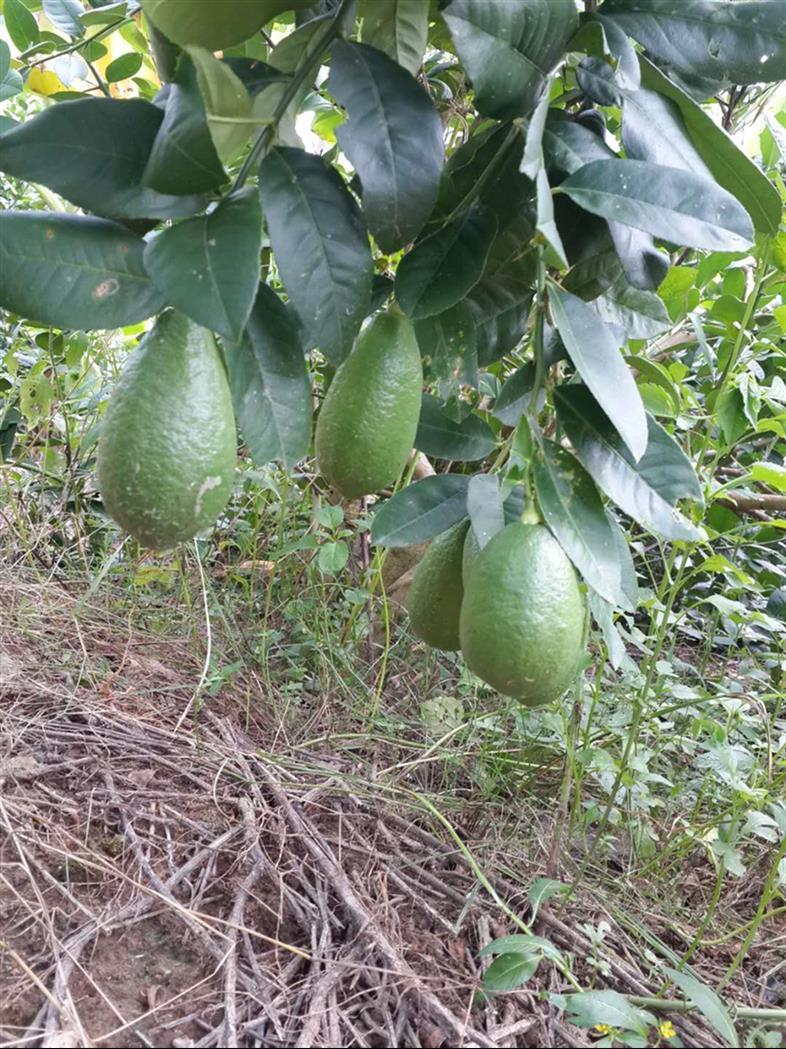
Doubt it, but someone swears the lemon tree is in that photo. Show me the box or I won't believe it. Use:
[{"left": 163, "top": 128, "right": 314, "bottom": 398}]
[{"left": 1, "top": 0, "right": 785, "bottom": 700}]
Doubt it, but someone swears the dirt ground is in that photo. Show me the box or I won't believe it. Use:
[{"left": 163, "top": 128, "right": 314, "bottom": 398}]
[{"left": 0, "top": 572, "right": 781, "bottom": 1048}]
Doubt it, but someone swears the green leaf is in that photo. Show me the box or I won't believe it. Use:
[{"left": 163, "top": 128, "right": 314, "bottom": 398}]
[
  {"left": 563, "top": 250, "right": 670, "bottom": 337},
  {"left": 4, "top": 0, "right": 40, "bottom": 51},
  {"left": 639, "top": 56, "right": 782, "bottom": 237},
  {"left": 415, "top": 394, "right": 496, "bottom": 461},
  {"left": 608, "top": 223, "right": 669, "bottom": 291},
  {"left": 187, "top": 45, "right": 253, "bottom": 163},
  {"left": 467, "top": 473, "right": 505, "bottom": 549},
  {"left": 395, "top": 205, "right": 498, "bottom": 320},
  {"left": 0, "top": 98, "right": 206, "bottom": 220},
  {"left": 716, "top": 387, "right": 747, "bottom": 445},
  {"left": 494, "top": 362, "right": 535, "bottom": 427},
  {"left": 601, "top": 0, "right": 786, "bottom": 85},
  {"left": 543, "top": 114, "right": 616, "bottom": 179},
  {"left": 528, "top": 878, "right": 569, "bottom": 922},
  {"left": 560, "top": 159, "right": 754, "bottom": 252},
  {"left": 105, "top": 52, "right": 143, "bottom": 81},
  {"left": 622, "top": 84, "right": 713, "bottom": 176},
  {"left": 371, "top": 475, "right": 470, "bottom": 547},
  {"left": 0, "top": 40, "right": 22, "bottom": 101},
  {"left": 483, "top": 952, "right": 539, "bottom": 993},
  {"left": 143, "top": 55, "right": 226, "bottom": 194},
  {"left": 359, "top": 0, "right": 428, "bottom": 75},
  {"left": 328, "top": 40, "right": 443, "bottom": 252},
  {"left": 0, "top": 211, "right": 164, "bottom": 330},
  {"left": 443, "top": 0, "right": 578, "bottom": 120},
  {"left": 555, "top": 385, "right": 701, "bottom": 541},
  {"left": 479, "top": 933, "right": 562, "bottom": 962},
  {"left": 144, "top": 188, "right": 262, "bottom": 343},
  {"left": 467, "top": 272, "right": 534, "bottom": 365},
  {"left": 317, "top": 540, "right": 349, "bottom": 575},
  {"left": 664, "top": 967, "right": 739, "bottom": 1048},
  {"left": 560, "top": 989, "right": 656, "bottom": 1036},
  {"left": 227, "top": 284, "right": 311, "bottom": 469},
  {"left": 414, "top": 301, "right": 478, "bottom": 384},
  {"left": 520, "top": 88, "right": 567, "bottom": 269},
  {"left": 751, "top": 462, "right": 786, "bottom": 493},
  {"left": 42, "top": 0, "right": 85, "bottom": 38},
  {"left": 259, "top": 146, "right": 373, "bottom": 366},
  {"left": 533, "top": 440, "right": 627, "bottom": 607},
  {"left": 550, "top": 286, "right": 647, "bottom": 461}
]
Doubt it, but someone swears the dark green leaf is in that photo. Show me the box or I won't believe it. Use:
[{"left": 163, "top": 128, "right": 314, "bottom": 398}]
[
  {"left": 664, "top": 968, "right": 739, "bottom": 1049},
  {"left": 371, "top": 475, "right": 470, "bottom": 547},
  {"left": 483, "top": 953, "right": 539, "bottom": 993},
  {"left": 259, "top": 146, "right": 373, "bottom": 366},
  {"left": 226, "top": 283, "right": 312, "bottom": 469},
  {"left": 443, "top": 0, "right": 578, "bottom": 120},
  {"left": 467, "top": 274, "right": 534, "bottom": 365},
  {"left": 493, "top": 362, "right": 535, "bottom": 426},
  {"left": 359, "top": 0, "right": 428, "bottom": 74},
  {"left": 550, "top": 286, "right": 647, "bottom": 461},
  {"left": 414, "top": 301, "right": 478, "bottom": 383},
  {"left": 328, "top": 40, "right": 443, "bottom": 252},
  {"left": 601, "top": 0, "right": 786, "bottom": 84},
  {"left": 415, "top": 394, "right": 496, "bottom": 461},
  {"left": 144, "top": 188, "right": 262, "bottom": 342},
  {"left": 143, "top": 55, "right": 226, "bottom": 194},
  {"left": 593, "top": 274, "right": 671, "bottom": 338},
  {"left": 639, "top": 56, "right": 781, "bottom": 237},
  {"left": 467, "top": 473, "right": 505, "bottom": 549},
  {"left": 622, "top": 85, "right": 713, "bottom": 176},
  {"left": 533, "top": 440, "right": 627, "bottom": 607},
  {"left": 543, "top": 114, "right": 616, "bottom": 179},
  {"left": 0, "top": 98, "right": 206, "bottom": 220},
  {"left": 105, "top": 52, "right": 144, "bottom": 82},
  {"left": 395, "top": 205, "right": 498, "bottom": 319},
  {"left": 0, "top": 211, "right": 164, "bottom": 330},
  {"left": 608, "top": 223, "right": 669, "bottom": 291},
  {"left": 577, "top": 56, "right": 622, "bottom": 107},
  {"left": 222, "top": 57, "right": 284, "bottom": 96},
  {"left": 562, "top": 249, "right": 669, "bottom": 335},
  {"left": 4, "top": 0, "right": 40, "bottom": 51},
  {"left": 560, "top": 159, "right": 754, "bottom": 252},
  {"left": 595, "top": 13, "right": 640, "bottom": 89},
  {"left": 555, "top": 384, "right": 701, "bottom": 540},
  {"left": 42, "top": 0, "right": 85, "bottom": 37}
]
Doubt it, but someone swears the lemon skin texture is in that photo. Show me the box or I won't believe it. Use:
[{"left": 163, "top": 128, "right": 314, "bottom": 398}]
[
  {"left": 315, "top": 312, "right": 422, "bottom": 499},
  {"left": 407, "top": 521, "right": 470, "bottom": 651},
  {"left": 459, "top": 522, "right": 585, "bottom": 705},
  {"left": 142, "top": 0, "right": 271, "bottom": 51},
  {"left": 97, "top": 311, "right": 237, "bottom": 549}
]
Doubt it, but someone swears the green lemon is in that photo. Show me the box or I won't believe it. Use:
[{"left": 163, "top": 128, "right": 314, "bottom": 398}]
[
  {"left": 459, "top": 522, "right": 585, "bottom": 704},
  {"left": 141, "top": 0, "right": 271, "bottom": 51},
  {"left": 97, "top": 311, "right": 236, "bottom": 549},
  {"left": 315, "top": 311, "right": 422, "bottom": 499},
  {"left": 407, "top": 521, "right": 469, "bottom": 651}
]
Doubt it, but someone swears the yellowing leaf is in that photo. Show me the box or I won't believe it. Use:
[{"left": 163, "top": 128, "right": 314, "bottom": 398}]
[{"left": 26, "top": 67, "right": 68, "bottom": 96}]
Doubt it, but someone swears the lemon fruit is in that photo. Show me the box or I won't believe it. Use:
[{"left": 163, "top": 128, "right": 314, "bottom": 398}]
[
  {"left": 407, "top": 521, "right": 469, "bottom": 651},
  {"left": 459, "top": 522, "right": 585, "bottom": 704},
  {"left": 315, "top": 311, "right": 422, "bottom": 499},
  {"left": 142, "top": 0, "right": 271, "bottom": 51},
  {"left": 97, "top": 311, "right": 236, "bottom": 548}
]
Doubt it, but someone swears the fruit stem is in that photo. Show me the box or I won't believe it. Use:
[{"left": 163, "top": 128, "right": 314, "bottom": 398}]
[
  {"left": 528, "top": 245, "right": 547, "bottom": 420},
  {"left": 232, "top": 0, "right": 353, "bottom": 192}
]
